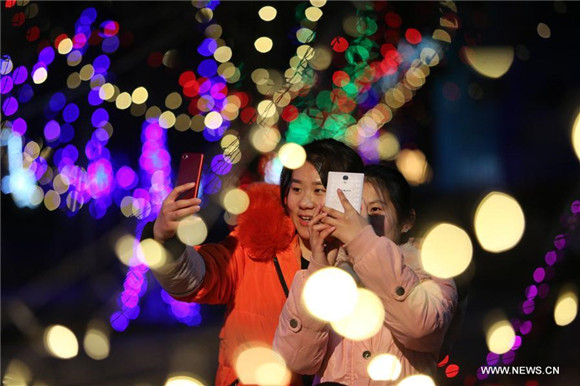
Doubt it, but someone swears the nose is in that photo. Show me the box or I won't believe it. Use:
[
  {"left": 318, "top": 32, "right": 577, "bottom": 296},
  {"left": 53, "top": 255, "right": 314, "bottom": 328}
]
[{"left": 298, "top": 192, "right": 315, "bottom": 209}]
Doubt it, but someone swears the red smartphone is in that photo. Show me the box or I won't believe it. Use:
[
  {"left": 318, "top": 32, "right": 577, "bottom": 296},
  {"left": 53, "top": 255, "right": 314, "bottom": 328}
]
[{"left": 176, "top": 152, "right": 204, "bottom": 200}]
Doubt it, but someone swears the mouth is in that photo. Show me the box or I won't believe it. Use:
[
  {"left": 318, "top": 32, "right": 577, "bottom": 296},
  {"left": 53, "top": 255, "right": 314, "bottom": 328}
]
[{"left": 297, "top": 215, "right": 312, "bottom": 226}]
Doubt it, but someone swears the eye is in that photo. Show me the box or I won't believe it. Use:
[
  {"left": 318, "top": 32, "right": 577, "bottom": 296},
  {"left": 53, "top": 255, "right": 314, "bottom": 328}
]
[
  {"left": 315, "top": 188, "right": 326, "bottom": 194},
  {"left": 291, "top": 186, "right": 302, "bottom": 193},
  {"left": 370, "top": 206, "right": 383, "bottom": 213}
]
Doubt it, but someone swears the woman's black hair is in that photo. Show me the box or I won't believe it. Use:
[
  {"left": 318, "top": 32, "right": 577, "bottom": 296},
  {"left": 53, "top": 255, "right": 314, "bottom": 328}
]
[
  {"left": 363, "top": 163, "right": 414, "bottom": 233},
  {"left": 279, "top": 138, "right": 364, "bottom": 206}
]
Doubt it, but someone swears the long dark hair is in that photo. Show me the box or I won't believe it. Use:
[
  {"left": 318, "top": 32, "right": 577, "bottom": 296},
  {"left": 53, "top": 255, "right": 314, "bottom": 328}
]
[{"left": 280, "top": 139, "right": 364, "bottom": 207}]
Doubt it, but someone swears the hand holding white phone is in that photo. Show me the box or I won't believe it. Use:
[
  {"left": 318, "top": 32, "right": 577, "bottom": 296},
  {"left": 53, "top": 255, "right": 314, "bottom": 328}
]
[{"left": 324, "top": 171, "right": 364, "bottom": 213}]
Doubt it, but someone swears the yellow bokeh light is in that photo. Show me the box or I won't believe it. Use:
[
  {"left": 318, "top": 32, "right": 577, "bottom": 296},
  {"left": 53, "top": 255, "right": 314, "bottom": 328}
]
[
  {"left": 367, "top": 354, "right": 402, "bottom": 381},
  {"left": 278, "top": 142, "right": 306, "bottom": 170},
  {"left": 305, "top": 6, "right": 323, "bottom": 22},
  {"left": 486, "top": 320, "right": 516, "bottom": 354},
  {"left": 433, "top": 29, "right": 452, "bottom": 43},
  {"left": 310, "top": 0, "right": 327, "bottom": 7},
  {"left": 214, "top": 46, "right": 232, "bottom": 63},
  {"left": 79, "top": 64, "right": 94, "bottom": 81},
  {"left": 132, "top": 87, "right": 149, "bottom": 104},
  {"left": 205, "top": 24, "right": 222, "bottom": 39},
  {"left": 463, "top": 46, "right": 514, "bottom": 79},
  {"left": 3, "top": 359, "right": 32, "bottom": 386},
  {"left": 572, "top": 111, "right": 580, "bottom": 161},
  {"left": 115, "top": 92, "right": 132, "bottom": 110},
  {"left": 554, "top": 285, "right": 578, "bottom": 326},
  {"left": 357, "top": 116, "right": 379, "bottom": 138},
  {"left": 53, "top": 173, "right": 70, "bottom": 194},
  {"left": 420, "top": 47, "right": 440, "bottom": 67},
  {"left": 255, "top": 37, "right": 273, "bottom": 53},
  {"left": 43, "top": 325, "right": 79, "bottom": 359},
  {"left": 223, "top": 188, "right": 250, "bottom": 215},
  {"left": 165, "top": 92, "right": 183, "bottom": 110},
  {"left": 204, "top": 111, "right": 223, "bottom": 129},
  {"left": 420, "top": 223, "right": 473, "bottom": 279},
  {"left": 30, "top": 186, "right": 44, "bottom": 207},
  {"left": 297, "top": 45, "right": 315, "bottom": 60},
  {"left": 175, "top": 114, "right": 191, "bottom": 132},
  {"left": 83, "top": 328, "right": 110, "bottom": 360},
  {"left": 310, "top": 45, "right": 333, "bottom": 71},
  {"left": 138, "top": 238, "right": 168, "bottom": 270},
  {"left": 44, "top": 190, "right": 61, "bottom": 211},
  {"left": 384, "top": 88, "right": 405, "bottom": 109},
  {"left": 190, "top": 114, "right": 205, "bottom": 132},
  {"left": 396, "top": 149, "right": 430, "bottom": 186},
  {"left": 378, "top": 132, "right": 400, "bottom": 160},
  {"left": 67, "top": 50, "right": 83, "bottom": 66},
  {"left": 164, "top": 374, "right": 205, "bottom": 386},
  {"left": 195, "top": 7, "right": 213, "bottom": 23},
  {"left": 474, "top": 191, "right": 525, "bottom": 253},
  {"left": 99, "top": 83, "right": 115, "bottom": 101},
  {"left": 251, "top": 68, "right": 269, "bottom": 85},
  {"left": 251, "top": 126, "right": 281, "bottom": 153},
  {"left": 24, "top": 141, "right": 40, "bottom": 159},
  {"left": 159, "top": 111, "right": 177, "bottom": 129},
  {"left": 234, "top": 345, "right": 291, "bottom": 385},
  {"left": 58, "top": 38, "right": 73, "bottom": 55},
  {"left": 258, "top": 6, "right": 277, "bottom": 22},
  {"left": 176, "top": 216, "right": 208, "bottom": 246},
  {"left": 397, "top": 374, "right": 435, "bottom": 386},
  {"left": 66, "top": 72, "right": 81, "bottom": 89},
  {"left": 33, "top": 67, "right": 48, "bottom": 84},
  {"left": 257, "top": 100, "right": 277, "bottom": 118},
  {"left": 331, "top": 288, "right": 384, "bottom": 340},
  {"left": 114, "top": 234, "right": 139, "bottom": 266},
  {"left": 537, "top": 22, "right": 551, "bottom": 38},
  {"left": 302, "top": 267, "right": 358, "bottom": 322}
]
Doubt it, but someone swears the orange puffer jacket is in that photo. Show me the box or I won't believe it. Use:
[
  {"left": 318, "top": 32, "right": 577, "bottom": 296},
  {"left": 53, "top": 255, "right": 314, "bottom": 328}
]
[{"left": 177, "top": 183, "right": 301, "bottom": 385}]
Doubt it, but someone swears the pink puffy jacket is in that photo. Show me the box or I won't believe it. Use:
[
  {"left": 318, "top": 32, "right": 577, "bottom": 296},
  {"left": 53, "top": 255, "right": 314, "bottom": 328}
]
[{"left": 273, "top": 225, "right": 458, "bottom": 385}]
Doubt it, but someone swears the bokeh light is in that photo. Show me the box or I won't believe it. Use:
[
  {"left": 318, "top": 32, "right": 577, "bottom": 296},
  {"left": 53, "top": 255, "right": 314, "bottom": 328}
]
[
  {"left": 164, "top": 374, "right": 205, "bottom": 386},
  {"left": 367, "top": 354, "right": 402, "bottom": 381},
  {"left": 572, "top": 111, "right": 580, "bottom": 161},
  {"left": 176, "top": 216, "right": 209, "bottom": 246},
  {"left": 554, "top": 285, "right": 578, "bottom": 326},
  {"left": 537, "top": 22, "right": 551, "bottom": 38},
  {"left": 486, "top": 319, "right": 516, "bottom": 355},
  {"left": 474, "top": 191, "right": 525, "bottom": 253},
  {"left": 223, "top": 188, "right": 250, "bottom": 215},
  {"left": 395, "top": 149, "right": 431, "bottom": 185},
  {"left": 138, "top": 238, "right": 168, "bottom": 270},
  {"left": 83, "top": 325, "right": 110, "bottom": 360},
  {"left": 463, "top": 46, "right": 514, "bottom": 79},
  {"left": 397, "top": 374, "right": 435, "bottom": 386},
  {"left": 258, "top": 6, "right": 277, "bottom": 22},
  {"left": 331, "top": 288, "right": 384, "bottom": 340},
  {"left": 43, "top": 325, "right": 79, "bottom": 359},
  {"left": 2, "top": 359, "right": 32, "bottom": 386},
  {"left": 278, "top": 142, "right": 306, "bottom": 170},
  {"left": 254, "top": 37, "right": 273, "bottom": 53},
  {"left": 302, "top": 267, "right": 358, "bottom": 322},
  {"left": 234, "top": 345, "right": 291, "bottom": 385},
  {"left": 420, "top": 223, "right": 473, "bottom": 279}
]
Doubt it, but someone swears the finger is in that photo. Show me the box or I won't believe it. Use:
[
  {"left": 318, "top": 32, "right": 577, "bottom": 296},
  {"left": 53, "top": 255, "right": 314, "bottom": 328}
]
[
  {"left": 337, "top": 189, "right": 355, "bottom": 212},
  {"left": 312, "top": 223, "right": 333, "bottom": 232},
  {"left": 173, "top": 197, "right": 202, "bottom": 210},
  {"left": 319, "top": 226, "right": 336, "bottom": 240},
  {"left": 313, "top": 203, "right": 322, "bottom": 218},
  {"left": 167, "top": 182, "right": 197, "bottom": 201},
  {"left": 322, "top": 205, "right": 343, "bottom": 219},
  {"left": 361, "top": 201, "right": 369, "bottom": 219},
  {"left": 172, "top": 206, "right": 200, "bottom": 220},
  {"left": 310, "top": 212, "right": 327, "bottom": 225}
]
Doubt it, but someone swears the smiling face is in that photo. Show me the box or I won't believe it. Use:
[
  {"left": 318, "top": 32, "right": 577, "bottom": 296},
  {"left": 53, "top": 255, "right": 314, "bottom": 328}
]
[
  {"left": 363, "top": 181, "right": 403, "bottom": 244},
  {"left": 285, "top": 161, "right": 326, "bottom": 248}
]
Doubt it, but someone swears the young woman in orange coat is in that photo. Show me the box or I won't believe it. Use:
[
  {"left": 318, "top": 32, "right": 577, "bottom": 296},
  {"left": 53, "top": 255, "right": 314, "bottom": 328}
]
[{"left": 142, "top": 139, "right": 363, "bottom": 385}]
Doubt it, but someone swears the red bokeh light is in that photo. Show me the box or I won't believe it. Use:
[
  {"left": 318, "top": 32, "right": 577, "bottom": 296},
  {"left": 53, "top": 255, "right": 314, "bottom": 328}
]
[
  {"left": 331, "top": 36, "right": 349, "bottom": 53},
  {"left": 405, "top": 28, "right": 422, "bottom": 45},
  {"left": 385, "top": 12, "right": 402, "bottom": 28}
]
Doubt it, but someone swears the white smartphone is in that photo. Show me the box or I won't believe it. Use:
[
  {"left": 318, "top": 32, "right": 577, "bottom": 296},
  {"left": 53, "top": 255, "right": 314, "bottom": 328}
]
[{"left": 325, "top": 171, "right": 365, "bottom": 213}]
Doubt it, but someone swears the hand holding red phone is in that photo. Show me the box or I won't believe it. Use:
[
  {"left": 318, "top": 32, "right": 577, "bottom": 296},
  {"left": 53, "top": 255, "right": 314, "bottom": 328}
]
[{"left": 153, "top": 183, "right": 202, "bottom": 243}]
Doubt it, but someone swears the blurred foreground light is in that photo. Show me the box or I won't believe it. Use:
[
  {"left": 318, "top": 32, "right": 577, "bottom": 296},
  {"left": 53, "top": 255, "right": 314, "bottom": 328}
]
[
  {"left": 115, "top": 92, "right": 132, "bottom": 110},
  {"left": 223, "top": 188, "right": 250, "bottom": 215},
  {"left": 3, "top": 359, "right": 32, "bottom": 386},
  {"left": 537, "top": 23, "right": 551, "bottom": 38},
  {"left": 115, "top": 234, "right": 138, "bottom": 266},
  {"left": 138, "top": 238, "right": 168, "bottom": 269},
  {"left": 132, "top": 87, "right": 149, "bottom": 104},
  {"left": 58, "top": 38, "right": 73, "bottom": 55},
  {"left": 378, "top": 132, "right": 400, "bottom": 160},
  {"left": 251, "top": 126, "right": 281, "bottom": 153},
  {"left": 572, "top": 111, "right": 580, "bottom": 161},
  {"left": 255, "top": 37, "right": 273, "bottom": 53},
  {"left": 177, "top": 216, "right": 208, "bottom": 246},
  {"left": 331, "top": 288, "right": 384, "bottom": 340},
  {"left": 234, "top": 345, "right": 291, "bottom": 385},
  {"left": 474, "top": 192, "right": 525, "bottom": 253},
  {"left": 421, "top": 223, "right": 472, "bottom": 279},
  {"left": 83, "top": 325, "right": 110, "bottom": 360},
  {"left": 303, "top": 267, "right": 358, "bottom": 322},
  {"left": 396, "top": 149, "right": 430, "bottom": 185},
  {"left": 554, "top": 284, "right": 578, "bottom": 326},
  {"left": 164, "top": 373, "right": 205, "bottom": 386},
  {"left": 486, "top": 319, "right": 516, "bottom": 354},
  {"left": 305, "top": 7, "right": 323, "bottom": 22},
  {"left": 259, "top": 6, "right": 277, "bottom": 21},
  {"left": 278, "top": 143, "right": 306, "bottom": 170},
  {"left": 32, "top": 67, "right": 48, "bottom": 84},
  {"left": 205, "top": 111, "right": 223, "bottom": 129},
  {"left": 367, "top": 354, "right": 402, "bottom": 381},
  {"left": 44, "top": 325, "right": 79, "bottom": 359},
  {"left": 463, "top": 46, "right": 514, "bottom": 79},
  {"left": 397, "top": 374, "right": 435, "bottom": 386}
]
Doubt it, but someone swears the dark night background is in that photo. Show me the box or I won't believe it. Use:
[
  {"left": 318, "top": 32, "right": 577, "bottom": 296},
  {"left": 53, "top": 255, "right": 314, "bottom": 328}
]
[{"left": 2, "top": 1, "right": 580, "bottom": 385}]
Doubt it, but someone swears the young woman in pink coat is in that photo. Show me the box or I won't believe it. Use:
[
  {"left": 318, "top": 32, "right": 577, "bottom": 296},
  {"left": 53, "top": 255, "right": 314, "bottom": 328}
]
[{"left": 273, "top": 165, "right": 458, "bottom": 385}]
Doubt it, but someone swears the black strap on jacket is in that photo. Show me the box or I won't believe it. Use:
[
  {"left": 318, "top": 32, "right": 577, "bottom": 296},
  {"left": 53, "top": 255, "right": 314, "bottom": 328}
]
[{"left": 273, "top": 257, "right": 289, "bottom": 298}]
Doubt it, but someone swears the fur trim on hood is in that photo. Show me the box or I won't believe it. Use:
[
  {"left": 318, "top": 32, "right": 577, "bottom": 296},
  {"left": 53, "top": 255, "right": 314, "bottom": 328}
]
[{"left": 236, "top": 183, "right": 296, "bottom": 261}]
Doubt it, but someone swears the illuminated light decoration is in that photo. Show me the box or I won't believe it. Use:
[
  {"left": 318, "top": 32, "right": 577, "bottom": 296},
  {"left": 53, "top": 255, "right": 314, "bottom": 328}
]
[
  {"left": 72, "top": 33, "right": 88, "bottom": 49},
  {"left": 102, "top": 35, "right": 120, "bottom": 54},
  {"left": 12, "top": 118, "right": 28, "bottom": 136},
  {"left": 474, "top": 192, "right": 526, "bottom": 253},
  {"left": 32, "top": 66, "right": 48, "bottom": 84},
  {"left": 420, "top": 223, "right": 473, "bottom": 279},
  {"left": 38, "top": 46, "right": 56, "bottom": 65},
  {"left": 1, "top": 55, "right": 14, "bottom": 74},
  {"left": 147, "top": 51, "right": 163, "bottom": 67},
  {"left": 405, "top": 28, "right": 422, "bottom": 44},
  {"left": 463, "top": 46, "right": 514, "bottom": 79},
  {"left": 572, "top": 111, "right": 580, "bottom": 161},
  {"left": 12, "top": 65, "right": 28, "bottom": 84},
  {"left": 537, "top": 22, "right": 551, "bottom": 39},
  {"left": 44, "top": 120, "right": 61, "bottom": 142},
  {"left": 486, "top": 319, "right": 516, "bottom": 355},
  {"left": 100, "top": 20, "right": 120, "bottom": 37},
  {"left": 67, "top": 72, "right": 81, "bottom": 89},
  {"left": 258, "top": 6, "right": 277, "bottom": 21},
  {"left": 302, "top": 267, "right": 358, "bottom": 322},
  {"left": 367, "top": 354, "right": 402, "bottom": 381},
  {"left": 234, "top": 345, "right": 291, "bottom": 385},
  {"left": 83, "top": 325, "right": 110, "bottom": 361},
  {"left": 164, "top": 374, "right": 205, "bottom": 386},
  {"left": 397, "top": 374, "right": 435, "bottom": 386},
  {"left": 195, "top": 7, "right": 214, "bottom": 24},
  {"left": 58, "top": 38, "right": 73, "bottom": 55},
  {"left": 1, "top": 74, "right": 14, "bottom": 94},
  {"left": 310, "top": 0, "right": 327, "bottom": 7},
  {"left": 211, "top": 154, "right": 232, "bottom": 175},
  {"left": 49, "top": 92, "right": 67, "bottom": 112},
  {"left": 62, "top": 103, "right": 80, "bottom": 123},
  {"left": 93, "top": 54, "right": 111, "bottom": 73},
  {"left": 91, "top": 108, "right": 109, "bottom": 128},
  {"left": 222, "top": 188, "right": 250, "bottom": 215},
  {"left": 305, "top": 6, "right": 323, "bottom": 22},
  {"left": 131, "top": 87, "right": 148, "bottom": 104},
  {"left": 197, "top": 58, "right": 218, "bottom": 77},
  {"left": 43, "top": 325, "right": 79, "bottom": 359},
  {"left": 385, "top": 12, "right": 402, "bottom": 28},
  {"left": 213, "top": 46, "right": 232, "bottom": 63},
  {"left": 198, "top": 38, "right": 218, "bottom": 57},
  {"left": 176, "top": 216, "right": 209, "bottom": 246},
  {"left": 445, "top": 364, "right": 460, "bottom": 378},
  {"left": 115, "top": 92, "right": 132, "bottom": 110},
  {"left": 331, "top": 288, "right": 384, "bottom": 340},
  {"left": 254, "top": 37, "right": 273, "bottom": 53},
  {"left": 554, "top": 285, "right": 578, "bottom": 326}
]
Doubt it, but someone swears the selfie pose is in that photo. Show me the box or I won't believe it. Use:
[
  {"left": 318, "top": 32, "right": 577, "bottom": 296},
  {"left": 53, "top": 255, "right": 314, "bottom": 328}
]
[
  {"left": 141, "top": 139, "right": 363, "bottom": 385},
  {"left": 274, "top": 164, "right": 458, "bottom": 384}
]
